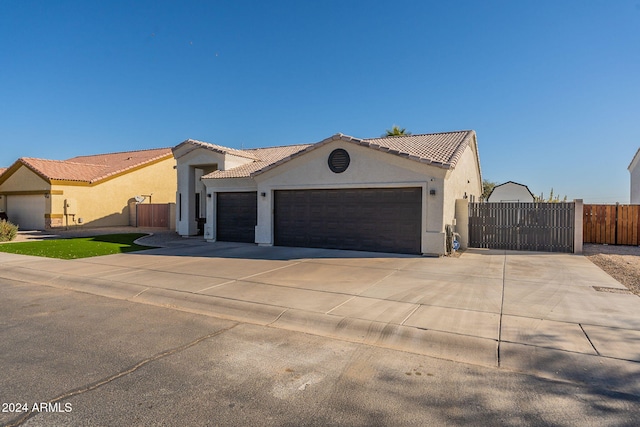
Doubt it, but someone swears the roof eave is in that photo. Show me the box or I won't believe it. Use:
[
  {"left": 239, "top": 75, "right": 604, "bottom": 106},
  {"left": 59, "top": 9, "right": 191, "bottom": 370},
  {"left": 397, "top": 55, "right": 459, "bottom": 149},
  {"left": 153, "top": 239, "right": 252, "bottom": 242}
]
[
  {"left": 172, "top": 139, "right": 259, "bottom": 161},
  {"left": 0, "top": 159, "right": 53, "bottom": 185},
  {"left": 87, "top": 152, "right": 174, "bottom": 185},
  {"left": 250, "top": 132, "right": 470, "bottom": 177},
  {"left": 628, "top": 148, "right": 640, "bottom": 172}
]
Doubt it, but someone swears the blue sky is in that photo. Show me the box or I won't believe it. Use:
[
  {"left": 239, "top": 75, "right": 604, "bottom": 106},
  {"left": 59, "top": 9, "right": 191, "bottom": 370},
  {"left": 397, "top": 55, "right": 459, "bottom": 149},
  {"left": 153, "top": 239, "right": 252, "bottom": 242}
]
[{"left": 1, "top": 1, "right": 638, "bottom": 203}]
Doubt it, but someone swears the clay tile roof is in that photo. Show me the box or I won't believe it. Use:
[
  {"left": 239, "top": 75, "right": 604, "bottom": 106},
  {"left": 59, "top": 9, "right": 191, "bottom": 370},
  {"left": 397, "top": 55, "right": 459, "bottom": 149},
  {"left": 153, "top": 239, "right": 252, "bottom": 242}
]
[
  {"left": 202, "top": 144, "right": 311, "bottom": 179},
  {"left": 18, "top": 147, "right": 173, "bottom": 184},
  {"left": 250, "top": 130, "right": 476, "bottom": 177},
  {"left": 173, "top": 139, "right": 259, "bottom": 161},
  {"left": 197, "top": 130, "right": 476, "bottom": 180},
  {"left": 363, "top": 130, "right": 475, "bottom": 168}
]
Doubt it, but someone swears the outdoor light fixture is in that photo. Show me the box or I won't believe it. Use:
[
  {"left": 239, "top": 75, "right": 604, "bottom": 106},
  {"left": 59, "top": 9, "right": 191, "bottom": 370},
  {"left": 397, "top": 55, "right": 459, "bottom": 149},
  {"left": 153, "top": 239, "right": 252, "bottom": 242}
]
[
  {"left": 430, "top": 189, "right": 436, "bottom": 196},
  {"left": 207, "top": 193, "right": 212, "bottom": 198},
  {"left": 261, "top": 192, "right": 266, "bottom": 197}
]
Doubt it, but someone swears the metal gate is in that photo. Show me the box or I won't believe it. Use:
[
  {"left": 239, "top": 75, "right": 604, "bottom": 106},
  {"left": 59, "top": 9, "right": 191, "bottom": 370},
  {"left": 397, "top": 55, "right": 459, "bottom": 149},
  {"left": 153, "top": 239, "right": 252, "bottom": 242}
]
[
  {"left": 469, "top": 202, "right": 575, "bottom": 252},
  {"left": 136, "top": 203, "right": 170, "bottom": 228}
]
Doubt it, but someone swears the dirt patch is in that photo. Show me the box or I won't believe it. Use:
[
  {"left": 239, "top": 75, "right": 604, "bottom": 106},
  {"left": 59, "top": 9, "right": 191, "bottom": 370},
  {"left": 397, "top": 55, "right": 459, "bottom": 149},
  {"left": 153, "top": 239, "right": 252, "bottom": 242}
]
[{"left": 583, "top": 244, "right": 640, "bottom": 297}]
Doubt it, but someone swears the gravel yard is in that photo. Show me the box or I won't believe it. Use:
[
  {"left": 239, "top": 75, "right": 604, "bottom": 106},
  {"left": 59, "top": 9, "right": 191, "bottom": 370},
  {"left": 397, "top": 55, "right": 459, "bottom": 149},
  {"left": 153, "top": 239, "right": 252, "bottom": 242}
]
[{"left": 584, "top": 244, "right": 640, "bottom": 297}]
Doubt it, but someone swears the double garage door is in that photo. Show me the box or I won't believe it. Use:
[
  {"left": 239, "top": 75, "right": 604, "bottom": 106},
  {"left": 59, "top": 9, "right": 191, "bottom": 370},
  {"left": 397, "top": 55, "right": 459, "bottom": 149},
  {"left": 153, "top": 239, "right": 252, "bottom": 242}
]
[
  {"left": 216, "top": 188, "right": 422, "bottom": 254},
  {"left": 275, "top": 188, "right": 422, "bottom": 254}
]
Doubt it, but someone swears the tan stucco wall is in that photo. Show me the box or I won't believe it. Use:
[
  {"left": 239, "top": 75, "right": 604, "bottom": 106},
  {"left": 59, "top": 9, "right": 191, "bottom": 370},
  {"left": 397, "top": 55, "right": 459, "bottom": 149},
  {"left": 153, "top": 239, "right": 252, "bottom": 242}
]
[
  {"left": 0, "top": 165, "right": 50, "bottom": 192},
  {"left": 443, "top": 141, "right": 482, "bottom": 227},
  {"left": 50, "top": 157, "right": 176, "bottom": 228}
]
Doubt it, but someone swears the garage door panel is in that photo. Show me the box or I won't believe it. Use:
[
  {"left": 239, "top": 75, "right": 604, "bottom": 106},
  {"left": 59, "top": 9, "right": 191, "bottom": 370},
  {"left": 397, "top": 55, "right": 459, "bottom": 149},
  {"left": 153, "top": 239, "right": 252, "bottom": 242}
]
[
  {"left": 216, "top": 192, "right": 257, "bottom": 243},
  {"left": 274, "top": 188, "right": 422, "bottom": 254},
  {"left": 6, "top": 195, "right": 46, "bottom": 230}
]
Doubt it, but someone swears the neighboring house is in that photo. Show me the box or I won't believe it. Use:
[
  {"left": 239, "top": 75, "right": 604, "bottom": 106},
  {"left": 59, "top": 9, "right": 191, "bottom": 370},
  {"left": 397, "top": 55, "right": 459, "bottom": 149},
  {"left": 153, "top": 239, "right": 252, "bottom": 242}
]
[
  {"left": 0, "top": 148, "right": 176, "bottom": 230},
  {"left": 629, "top": 148, "right": 640, "bottom": 203},
  {"left": 172, "top": 130, "right": 482, "bottom": 255},
  {"left": 487, "top": 181, "right": 534, "bottom": 202}
]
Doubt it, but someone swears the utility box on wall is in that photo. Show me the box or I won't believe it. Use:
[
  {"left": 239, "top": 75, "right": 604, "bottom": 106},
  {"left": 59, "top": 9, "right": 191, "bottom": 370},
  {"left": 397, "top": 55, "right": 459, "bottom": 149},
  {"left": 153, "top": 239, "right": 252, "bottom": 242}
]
[{"left": 64, "top": 198, "right": 77, "bottom": 215}]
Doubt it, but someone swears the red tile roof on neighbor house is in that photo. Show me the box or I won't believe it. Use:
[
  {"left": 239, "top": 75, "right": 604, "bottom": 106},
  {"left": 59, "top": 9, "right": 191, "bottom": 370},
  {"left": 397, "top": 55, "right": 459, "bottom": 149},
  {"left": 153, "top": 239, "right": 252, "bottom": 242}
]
[
  {"left": 197, "top": 130, "right": 477, "bottom": 179},
  {"left": 5, "top": 147, "right": 173, "bottom": 184}
]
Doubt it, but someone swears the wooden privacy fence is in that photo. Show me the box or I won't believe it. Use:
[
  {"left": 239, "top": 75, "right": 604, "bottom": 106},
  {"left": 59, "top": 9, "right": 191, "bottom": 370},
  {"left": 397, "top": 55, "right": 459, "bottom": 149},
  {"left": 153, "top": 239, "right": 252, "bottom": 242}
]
[
  {"left": 469, "top": 202, "right": 575, "bottom": 253},
  {"left": 583, "top": 204, "right": 640, "bottom": 245},
  {"left": 136, "top": 203, "right": 170, "bottom": 228}
]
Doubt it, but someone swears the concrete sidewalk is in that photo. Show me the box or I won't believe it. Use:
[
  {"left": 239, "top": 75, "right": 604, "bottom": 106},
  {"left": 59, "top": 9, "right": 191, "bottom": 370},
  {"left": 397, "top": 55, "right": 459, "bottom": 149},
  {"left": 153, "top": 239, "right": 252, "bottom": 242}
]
[{"left": 1, "top": 241, "right": 639, "bottom": 396}]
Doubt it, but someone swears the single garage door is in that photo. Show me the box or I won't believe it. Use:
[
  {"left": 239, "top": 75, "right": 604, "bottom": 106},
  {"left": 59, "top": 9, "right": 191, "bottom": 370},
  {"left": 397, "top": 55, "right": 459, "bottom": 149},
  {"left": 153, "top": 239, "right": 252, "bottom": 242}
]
[
  {"left": 274, "top": 188, "right": 422, "bottom": 254},
  {"left": 216, "top": 192, "right": 257, "bottom": 243},
  {"left": 6, "top": 195, "right": 46, "bottom": 230}
]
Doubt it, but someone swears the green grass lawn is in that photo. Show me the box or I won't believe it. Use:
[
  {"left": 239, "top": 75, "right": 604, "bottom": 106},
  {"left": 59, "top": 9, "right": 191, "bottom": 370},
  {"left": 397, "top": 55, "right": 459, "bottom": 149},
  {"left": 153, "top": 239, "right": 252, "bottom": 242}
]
[{"left": 0, "top": 234, "right": 157, "bottom": 259}]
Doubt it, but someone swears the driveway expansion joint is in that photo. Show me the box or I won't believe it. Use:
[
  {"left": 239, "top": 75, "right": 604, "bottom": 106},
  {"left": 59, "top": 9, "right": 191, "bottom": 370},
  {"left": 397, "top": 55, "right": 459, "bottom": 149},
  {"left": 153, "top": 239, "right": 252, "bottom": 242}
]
[
  {"left": 497, "top": 251, "right": 507, "bottom": 367},
  {"left": 579, "top": 323, "right": 601, "bottom": 356}
]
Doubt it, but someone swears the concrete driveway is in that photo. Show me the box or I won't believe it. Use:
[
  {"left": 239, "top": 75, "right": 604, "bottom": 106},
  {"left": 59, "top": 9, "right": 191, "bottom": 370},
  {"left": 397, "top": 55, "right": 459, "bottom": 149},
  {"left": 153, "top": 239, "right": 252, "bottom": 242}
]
[{"left": 1, "top": 241, "right": 639, "bottom": 396}]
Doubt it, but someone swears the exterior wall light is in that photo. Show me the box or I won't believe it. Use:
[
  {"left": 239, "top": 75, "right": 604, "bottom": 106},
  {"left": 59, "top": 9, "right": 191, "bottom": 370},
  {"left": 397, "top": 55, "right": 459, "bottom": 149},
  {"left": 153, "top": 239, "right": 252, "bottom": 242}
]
[
  {"left": 260, "top": 192, "right": 266, "bottom": 197},
  {"left": 429, "top": 189, "right": 436, "bottom": 196}
]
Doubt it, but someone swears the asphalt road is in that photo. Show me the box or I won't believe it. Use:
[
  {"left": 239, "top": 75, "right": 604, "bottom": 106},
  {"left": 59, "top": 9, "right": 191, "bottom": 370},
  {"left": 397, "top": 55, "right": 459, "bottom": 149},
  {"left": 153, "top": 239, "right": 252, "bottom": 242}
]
[{"left": 1, "top": 278, "right": 639, "bottom": 427}]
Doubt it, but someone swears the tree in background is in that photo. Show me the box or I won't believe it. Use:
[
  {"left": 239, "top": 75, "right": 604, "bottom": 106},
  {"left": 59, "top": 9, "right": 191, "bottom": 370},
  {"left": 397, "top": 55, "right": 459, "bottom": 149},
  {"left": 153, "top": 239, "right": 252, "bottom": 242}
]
[
  {"left": 383, "top": 125, "right": 411, "bottom": 137},
  {"left": 481, "top": 180, "right": 497, "bottom": 201},
  {"left": 535, "top": 188, "right": 568, "bottom": 203}
]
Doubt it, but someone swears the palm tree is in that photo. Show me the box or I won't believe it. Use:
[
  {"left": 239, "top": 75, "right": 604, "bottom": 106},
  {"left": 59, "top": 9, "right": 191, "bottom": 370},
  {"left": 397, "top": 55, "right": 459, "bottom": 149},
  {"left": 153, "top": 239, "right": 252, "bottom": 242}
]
[{"left": 383, "top": 125, "right": 411, "bottom": 137}]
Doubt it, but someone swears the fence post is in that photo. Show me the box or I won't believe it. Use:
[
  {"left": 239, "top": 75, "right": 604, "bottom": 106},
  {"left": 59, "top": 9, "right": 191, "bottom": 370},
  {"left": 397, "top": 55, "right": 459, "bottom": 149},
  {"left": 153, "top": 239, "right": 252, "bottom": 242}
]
[
  {"left": 574, "top": 199, "right": 583, "bottom": 254},
  {"left": 615, "top": 202, "right": 619, "bottom": 245},
  {"left": 168, "top": 203, "right": 176, "bottom": 231},
  {"left": 129, "top": 201, "right": 137, "bottom": 227},
  {"left": 455, "top": 199, "right": 469, "bottom": 250}
]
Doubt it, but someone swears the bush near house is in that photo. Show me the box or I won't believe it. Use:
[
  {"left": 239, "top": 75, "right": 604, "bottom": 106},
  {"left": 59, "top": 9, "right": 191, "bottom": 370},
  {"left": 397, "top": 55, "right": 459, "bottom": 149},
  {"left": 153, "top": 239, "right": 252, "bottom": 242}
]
[{"left": 0, "top": 220, "right": 18, "bottom": 242}]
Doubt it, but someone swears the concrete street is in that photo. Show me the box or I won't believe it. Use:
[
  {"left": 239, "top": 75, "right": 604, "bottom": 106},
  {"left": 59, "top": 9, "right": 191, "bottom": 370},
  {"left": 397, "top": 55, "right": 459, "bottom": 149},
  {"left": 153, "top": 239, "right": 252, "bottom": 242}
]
[{"left": 1, "top": 238, "right": 640, "bottom": 425}]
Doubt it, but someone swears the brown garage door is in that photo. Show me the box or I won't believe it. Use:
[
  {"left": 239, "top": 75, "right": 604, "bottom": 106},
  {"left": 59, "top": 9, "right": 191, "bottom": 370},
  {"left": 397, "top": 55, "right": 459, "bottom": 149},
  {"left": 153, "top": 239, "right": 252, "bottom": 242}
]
[
  {"left": 216, "top": 192, "right": 257, "bottom": 243},
  {"left": 274, "top": 188, "right": 422, "bottom": 254}
]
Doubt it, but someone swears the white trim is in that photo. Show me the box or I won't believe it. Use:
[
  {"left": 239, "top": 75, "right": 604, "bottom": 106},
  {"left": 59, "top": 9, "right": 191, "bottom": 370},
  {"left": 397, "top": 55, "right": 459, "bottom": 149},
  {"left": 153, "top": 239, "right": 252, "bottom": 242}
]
[
  {"left": 264, "top": 180, "right": 429, "bottom": 190},
  {"left": 212, "top": 187, "right": 257, "bottom": 193}
]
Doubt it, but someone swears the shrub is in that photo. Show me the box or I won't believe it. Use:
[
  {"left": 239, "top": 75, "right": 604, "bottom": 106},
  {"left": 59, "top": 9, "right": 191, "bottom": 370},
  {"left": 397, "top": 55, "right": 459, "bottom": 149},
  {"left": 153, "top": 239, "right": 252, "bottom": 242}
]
[{"left": 0, "top": 220, "right": 18, "bottom": 242}]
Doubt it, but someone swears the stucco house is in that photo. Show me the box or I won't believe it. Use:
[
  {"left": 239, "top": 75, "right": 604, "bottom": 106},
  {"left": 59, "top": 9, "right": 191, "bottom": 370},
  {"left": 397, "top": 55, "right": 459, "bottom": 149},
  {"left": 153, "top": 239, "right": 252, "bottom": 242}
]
[
  {"left": 173, "top": 130, "right": 482, "bottom": 256},
  {"left": 629, "top": 148, "right": 640, "bottom": 203},
  {"left": 0, "top": 148, "right": 176, "bottom": 230},
  {"left": 487, "top": 181, "right": 534, "bottom": 202}
]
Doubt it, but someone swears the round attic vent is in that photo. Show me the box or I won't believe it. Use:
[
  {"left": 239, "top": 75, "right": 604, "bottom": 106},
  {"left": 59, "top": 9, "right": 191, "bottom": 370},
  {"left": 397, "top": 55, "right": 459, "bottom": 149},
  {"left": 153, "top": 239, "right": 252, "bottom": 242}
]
[{"left": 328, "top": 149, "right": 350, "bottom": 173}]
